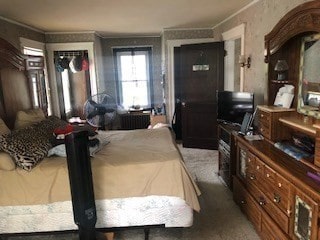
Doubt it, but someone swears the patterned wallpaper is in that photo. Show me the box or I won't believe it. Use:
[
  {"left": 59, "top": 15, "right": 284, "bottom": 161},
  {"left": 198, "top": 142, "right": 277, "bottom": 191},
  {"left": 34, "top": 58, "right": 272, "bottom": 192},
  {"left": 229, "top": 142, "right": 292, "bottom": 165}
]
[
  {"left": 45, "top": 33, "right": 96, "bottom": 43},
  {"left": 0, "top": 18, "right": 44, "bottom": 49},
  {"left": 163, "top": 29, "right": 213, "bottom": 41},
  {"left": 213, "top": 0, "right": 315, "bottom": 106}
]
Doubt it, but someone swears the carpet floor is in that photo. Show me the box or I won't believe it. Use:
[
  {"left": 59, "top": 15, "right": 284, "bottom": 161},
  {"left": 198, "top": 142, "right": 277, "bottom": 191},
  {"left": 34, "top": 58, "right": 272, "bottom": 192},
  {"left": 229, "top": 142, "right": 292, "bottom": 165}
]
[{"left": 7, "top": 145, "right": 260, "bottom": 240}]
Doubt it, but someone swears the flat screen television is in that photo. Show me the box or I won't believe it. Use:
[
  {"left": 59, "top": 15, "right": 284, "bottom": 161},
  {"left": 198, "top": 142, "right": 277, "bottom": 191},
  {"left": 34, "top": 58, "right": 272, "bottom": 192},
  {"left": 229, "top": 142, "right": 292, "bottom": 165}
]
[{"left": 217, "top": 90, "right": 254, "bottom": 125}]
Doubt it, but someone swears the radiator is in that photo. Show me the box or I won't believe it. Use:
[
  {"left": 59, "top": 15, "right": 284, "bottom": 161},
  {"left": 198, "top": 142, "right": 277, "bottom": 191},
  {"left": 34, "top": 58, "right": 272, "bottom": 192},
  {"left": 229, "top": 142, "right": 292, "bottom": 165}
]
[{"left": 120, "top": 113, "right": 150, "bottom": 130}]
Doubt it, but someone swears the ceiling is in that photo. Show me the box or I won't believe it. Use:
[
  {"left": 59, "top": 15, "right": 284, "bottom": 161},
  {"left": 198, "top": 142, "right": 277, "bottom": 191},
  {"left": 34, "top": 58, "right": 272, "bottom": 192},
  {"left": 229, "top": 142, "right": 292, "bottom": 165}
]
[{"left": 0, "top": 0, "right": 255, "bottom": 37}]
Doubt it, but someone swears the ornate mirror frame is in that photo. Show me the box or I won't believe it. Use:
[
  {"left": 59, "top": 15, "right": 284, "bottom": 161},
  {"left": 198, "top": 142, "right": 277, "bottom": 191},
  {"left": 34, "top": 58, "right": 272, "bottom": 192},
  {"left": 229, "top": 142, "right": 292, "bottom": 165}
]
[
  {"left": 298, "top": 33, "right": 320, "bottom": 118},
  {"left": 265, "top": 1, "right": 320, "bottom": 59},
  {"left": 264, "top": 1, "right": 320, "bottom": 114}
]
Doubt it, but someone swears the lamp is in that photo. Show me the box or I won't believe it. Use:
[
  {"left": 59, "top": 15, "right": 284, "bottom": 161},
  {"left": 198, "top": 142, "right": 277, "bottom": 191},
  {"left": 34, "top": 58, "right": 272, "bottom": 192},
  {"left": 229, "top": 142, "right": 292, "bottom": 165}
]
[
  {"left": 274, "top": 60, "right": 289, "bottom": 80},
  {"left": 239, "top": 55, "right": 251, "bottom": 68}
]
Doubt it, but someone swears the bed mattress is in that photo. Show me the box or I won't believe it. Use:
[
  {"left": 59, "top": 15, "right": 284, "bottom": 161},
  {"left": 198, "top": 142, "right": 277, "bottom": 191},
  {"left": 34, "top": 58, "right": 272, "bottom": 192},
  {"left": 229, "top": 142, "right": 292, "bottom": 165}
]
[
  {"left": 0, "top": 195, "right": 193, "bottom": 234},
  {"left": 0, "top": 128, "right": 200, "bottom": 234}
]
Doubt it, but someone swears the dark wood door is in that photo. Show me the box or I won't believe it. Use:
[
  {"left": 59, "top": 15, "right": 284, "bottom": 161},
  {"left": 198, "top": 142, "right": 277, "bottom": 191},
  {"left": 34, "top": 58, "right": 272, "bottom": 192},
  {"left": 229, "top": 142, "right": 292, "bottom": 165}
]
[{"left": 180, "top": 42, "right": 224, "bottom": 149}]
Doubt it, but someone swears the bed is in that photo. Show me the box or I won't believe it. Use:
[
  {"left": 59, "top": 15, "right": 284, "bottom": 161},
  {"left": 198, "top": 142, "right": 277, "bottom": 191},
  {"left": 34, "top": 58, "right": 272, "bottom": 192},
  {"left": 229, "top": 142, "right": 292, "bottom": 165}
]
[{"left": 0, "top": 38, "right": 201, "bottom": 238}]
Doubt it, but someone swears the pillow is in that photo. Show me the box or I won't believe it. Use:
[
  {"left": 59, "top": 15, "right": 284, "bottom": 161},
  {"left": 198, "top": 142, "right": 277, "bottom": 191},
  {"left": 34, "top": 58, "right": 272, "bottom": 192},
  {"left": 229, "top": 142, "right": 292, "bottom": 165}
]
[
  {"left": 48, "top": 144, "right": 67, "bottom": 157},
  {"left": 0, "top": 152, "right": 15, "bottom": 171},
  {"left": 14, "top": 108, "right": 45, "bottom": 130},
  {"left": 0, "top": 116, "right": 68, "bottom": 171},
  {"left": 0, "top": 118, "right": 10, "bottom": 135}
]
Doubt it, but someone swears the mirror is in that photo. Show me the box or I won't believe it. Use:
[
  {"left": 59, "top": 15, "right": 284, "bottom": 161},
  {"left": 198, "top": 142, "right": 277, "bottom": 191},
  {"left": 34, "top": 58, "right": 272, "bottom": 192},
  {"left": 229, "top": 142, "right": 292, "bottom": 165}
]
[{"left": 298, "top": 33, "right": 320, "bottom": 118}]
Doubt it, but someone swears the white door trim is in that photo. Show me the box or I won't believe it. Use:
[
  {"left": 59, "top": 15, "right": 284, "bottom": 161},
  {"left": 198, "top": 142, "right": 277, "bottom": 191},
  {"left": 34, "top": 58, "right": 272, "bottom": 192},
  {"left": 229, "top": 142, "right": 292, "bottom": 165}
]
[{"left": 222, "top": 23, "right": 246, "bottom": 92}]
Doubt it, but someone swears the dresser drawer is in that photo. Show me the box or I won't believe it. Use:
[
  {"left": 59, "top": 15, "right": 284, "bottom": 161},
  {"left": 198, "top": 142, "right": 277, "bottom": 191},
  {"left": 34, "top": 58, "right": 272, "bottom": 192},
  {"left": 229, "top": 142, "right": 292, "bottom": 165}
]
[
  {"left": 246, "top": 154, "right": 264, "bottom": 187},
  {"left": 244, "top": 191, "right": 262, "bottom": 232},
  {"left": 233, "top": 176, "right": 246, "bottom": 208},
  {"left": 258, "top": 109, "right": 271, "bottom": 126},
  {"left": 254, "top": 156, "right": 264, "bottom": 184},
  {"left": 275, "top": 173, "right": 291, "bottom": 197},
  {"left": 263, "top": 165, "right": 292, "bottom": 215},
  {"left": 259, "top": 122, "right": 271, "bottom": 139},
  {"left": 256, "top": 105, "right": 295, "bottom": 142},
  {"left": 261, "top": 213, "right": 290, "bottom": 240},
  {"left": 263, "top": 181, "right": 291, "bottom": 216},
  {"left": 264, "top": 164, "right": 276, "bottom": 185},
  {"left": 248, "top": 181, "right": 290, "bottom": 234}
]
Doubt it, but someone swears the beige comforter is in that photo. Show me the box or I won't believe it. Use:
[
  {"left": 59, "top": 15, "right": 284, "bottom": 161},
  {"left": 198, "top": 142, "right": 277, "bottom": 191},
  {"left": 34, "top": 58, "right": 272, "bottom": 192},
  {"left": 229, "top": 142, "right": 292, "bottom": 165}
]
[{"left": 0, "top": 128, "right": 201, "bottom": 211}]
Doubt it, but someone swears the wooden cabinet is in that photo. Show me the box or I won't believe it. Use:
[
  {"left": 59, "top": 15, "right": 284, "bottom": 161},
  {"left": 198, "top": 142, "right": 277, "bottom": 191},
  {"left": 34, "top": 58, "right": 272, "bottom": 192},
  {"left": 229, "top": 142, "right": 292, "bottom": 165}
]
[
  {"left": 257, "top": 105, "right": 295, "bottom": 142},
  {"left": 218, "top": 123, "right": 239, "bottom": 190},
  {"left": 235, "top": 142, "right": 292, "bottom": 236},
  {"left": 234, "top": 136, "right": 320, "bottom": 240},
  {"left": 242, "top": 2, "right": 320, "bottom": 239}
]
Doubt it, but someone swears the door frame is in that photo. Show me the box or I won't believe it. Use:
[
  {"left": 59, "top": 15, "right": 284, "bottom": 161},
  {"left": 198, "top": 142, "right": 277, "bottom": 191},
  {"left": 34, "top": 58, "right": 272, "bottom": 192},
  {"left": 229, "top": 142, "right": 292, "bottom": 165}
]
[
  {"left": 167, "top": 38, "right": 215, "bottom": 123},
  {"left": 46, "top": 42, "right": 97, "bottom": 117},
  {"left": 222, "top": 23, "right": 246, "bottom": 92}
]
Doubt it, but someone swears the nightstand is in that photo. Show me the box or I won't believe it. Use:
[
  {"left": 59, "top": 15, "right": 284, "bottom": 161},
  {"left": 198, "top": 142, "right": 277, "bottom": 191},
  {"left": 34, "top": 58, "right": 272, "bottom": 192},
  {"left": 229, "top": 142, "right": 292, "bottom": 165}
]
[{"left": 150, "top": 114, "right": 167, "bottom": 127}]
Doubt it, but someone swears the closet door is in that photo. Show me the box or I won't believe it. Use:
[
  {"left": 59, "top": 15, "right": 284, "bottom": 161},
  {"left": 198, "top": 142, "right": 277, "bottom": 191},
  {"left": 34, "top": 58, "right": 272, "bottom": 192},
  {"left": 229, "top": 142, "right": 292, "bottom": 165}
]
[{"left": 180, "top": 42, "right": 224, "bottom": 149}]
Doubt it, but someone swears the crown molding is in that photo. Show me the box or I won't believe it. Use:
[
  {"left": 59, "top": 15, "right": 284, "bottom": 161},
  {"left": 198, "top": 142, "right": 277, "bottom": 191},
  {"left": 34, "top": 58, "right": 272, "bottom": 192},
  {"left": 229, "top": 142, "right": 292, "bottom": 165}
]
[
  {"left": 212, "top": 0, "right": 261, "bottom": 29},
  {"left": 0, "top": 16, "right": 44, "bottom": 33},
  {"left": 44, "top": 31, "right": 96, "bottom": 35}
]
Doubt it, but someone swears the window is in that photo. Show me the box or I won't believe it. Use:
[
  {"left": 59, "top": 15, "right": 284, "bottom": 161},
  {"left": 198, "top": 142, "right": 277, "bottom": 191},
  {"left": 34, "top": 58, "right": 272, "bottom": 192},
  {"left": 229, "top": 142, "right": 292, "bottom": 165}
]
[
  {"left": 114, "top": 47, "right": 153, "bottom": 109},
  {"left": 20, "top": 38, "right": 52, "bottom": 115},
  {"left": 22, "top": 46, "right": 44, "bottom": 56}
]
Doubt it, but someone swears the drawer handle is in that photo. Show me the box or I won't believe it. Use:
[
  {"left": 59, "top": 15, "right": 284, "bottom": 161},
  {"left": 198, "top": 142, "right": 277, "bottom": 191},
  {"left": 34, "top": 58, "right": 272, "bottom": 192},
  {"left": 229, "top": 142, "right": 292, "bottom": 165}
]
[
  {"left": 249, "top": 174, "right": 256, "bottom": 180},
  {"left": 256, "top": 165, "right": 260, "bottom": 170},
  {"left": 260, "top": 128, "right": 264, "bottom": 132},
  {"left": 241, "top": 200, "right": 246, "bottom": 205},
  {"left": 261, "top": 114, "right": 264, "bottom": 118},
  {"left": 273, "top": 194, "right": 281, "bottom": 203},
  {"left": 266, "top": 173, "right": 270, "bottom": 178},
  {"left": 278, "top": 183, "right": 282, "bottom": 188},
  {"left": 259, "top": 198, "right": 266, "bottom": 206},
  {"left": 286, "top": 209, "right": 292, "bottom": 216}
]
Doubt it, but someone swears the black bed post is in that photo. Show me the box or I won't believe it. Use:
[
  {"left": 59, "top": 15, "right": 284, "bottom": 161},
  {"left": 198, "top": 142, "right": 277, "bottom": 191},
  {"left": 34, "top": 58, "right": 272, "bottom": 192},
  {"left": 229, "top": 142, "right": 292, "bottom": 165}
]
[{"left": 65, "top": 130, "right": 97, "bottom": 240}]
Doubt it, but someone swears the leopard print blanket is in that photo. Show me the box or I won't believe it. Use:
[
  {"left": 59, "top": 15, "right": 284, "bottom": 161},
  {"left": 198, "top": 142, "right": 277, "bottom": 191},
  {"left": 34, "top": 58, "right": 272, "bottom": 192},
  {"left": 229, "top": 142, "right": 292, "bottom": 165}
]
[{"left": 0, "top": 117, "right": 67, "bottom": 171}]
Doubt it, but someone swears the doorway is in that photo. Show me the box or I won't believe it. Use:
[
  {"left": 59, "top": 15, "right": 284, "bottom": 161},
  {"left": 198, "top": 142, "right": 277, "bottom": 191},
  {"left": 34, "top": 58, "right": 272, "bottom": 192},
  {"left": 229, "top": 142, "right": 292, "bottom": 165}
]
[
  {"left": 46, "top": 42, "right": 97, "bottom": 118},
  {"left": 175, "top": 42, "right": 224, "bottom": 149},
  {"left": 54, "top": 50, "right": 91, "bottom": 120},
  {"left": 222, "top": 23, "right": 246, "bottom": 92},
  {"left": 224, "top": 38, "right": 241, "bottom": 91}
]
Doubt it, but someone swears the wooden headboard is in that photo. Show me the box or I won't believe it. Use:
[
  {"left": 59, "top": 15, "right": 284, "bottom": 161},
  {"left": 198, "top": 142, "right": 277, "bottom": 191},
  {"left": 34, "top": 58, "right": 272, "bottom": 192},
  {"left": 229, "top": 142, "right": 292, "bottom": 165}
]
[{"left": 0, "top": 38, "right": 32, "bottom": 129}]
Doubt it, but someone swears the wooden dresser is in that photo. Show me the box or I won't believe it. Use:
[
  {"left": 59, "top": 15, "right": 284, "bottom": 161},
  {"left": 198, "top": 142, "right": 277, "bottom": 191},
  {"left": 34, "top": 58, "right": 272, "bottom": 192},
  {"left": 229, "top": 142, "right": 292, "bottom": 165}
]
[
  {"left": 233, "top": 2, "right": 320, "bottom": 239},
  {"left": 234, "top": 135, "right": 320, "bottom": 239},
  {"left": 233, "top": 105, "right": 320, "bottom": 239}
]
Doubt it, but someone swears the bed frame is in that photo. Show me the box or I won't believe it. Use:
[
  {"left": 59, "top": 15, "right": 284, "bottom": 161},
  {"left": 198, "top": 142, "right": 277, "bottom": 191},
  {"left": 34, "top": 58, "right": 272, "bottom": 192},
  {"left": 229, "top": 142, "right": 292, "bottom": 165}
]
[
  {"left": 0, "top": 38, "right": 31, "bottom": 129},
  {"left": 0, "top": 37, "right": 47, "bottom": 130}
]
